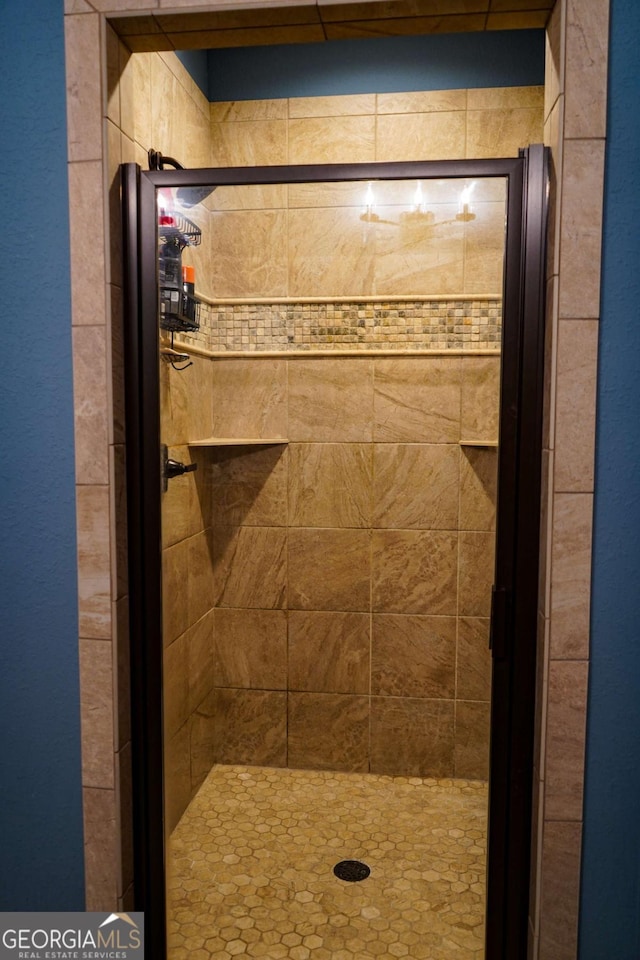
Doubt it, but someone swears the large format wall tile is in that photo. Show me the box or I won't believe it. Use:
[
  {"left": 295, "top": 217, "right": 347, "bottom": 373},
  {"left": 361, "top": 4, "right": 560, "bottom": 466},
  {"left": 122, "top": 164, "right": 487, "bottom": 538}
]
[
  {"left": 77, "top": 485, "right": 112, "bottom": 640},
  {"left": 211, "top": 689, "right": 287, "bottom": 767},
  {"left": 459, "top": 447, "right": 497, "bottom": 532},
  {"left": 289, "top": 528, "right": 371, "bottom": 611},
  {"left": 376, "top": 112, "right": 466, "bottom": 162},
  {"left": 162, "top": 445, "right": 207, "bottom": 549},
  {"left": 458, "top": 531, "right": 495, "bottom": 618},
  {"left": 461, "top": 356, "right": 500, "bottom": 442},
  {"left": 212, "top": 526, "right": 287, "bottom": 609},
  {"left": 288, "top": 359, "right": 374, "bottom": 442},
  {"left": 163, "top": 633, "right": 188, "bottom": 740},
  {"left": 211, "top": 119, "right": 288, "bottom": 167},
  {"left": 289, "top": 443, "right": 372, "bottom": 528},
  {"left": 544, "top": 660, "right": 588, "bottom": 822},
  {"left": 373, "top": 358, "right": 462, "bottom": 443},
  {"left": 289, "top": 116, "right": 375, "bottom": 165},
  {"left": 288, "top": 693, "right": 369, "bottom": 772},
  {"left": 209, "top": 209, "right": 288, "bottom": 298},
  {"left": 289, "top": 611, "right": 370, "bottom": 695},
  {"left": 371, "top": 614, "right": 456, "bottom": 698},
  {"left": 211, "top": 444, "right": 288, "bottom": 527},
  {"left": 457, "top": 617, "right": 492, "bottom": 702},
  {"left": 373, "top": 443, "right": 459, "bottom": 529},
  {"left": 466, "top": 107, "right": 543, "bottom": 158},
  {"left": 165, "top": 723, "right": 191, "bottom": 834},
  {"left": 213, "top": 608, "right": 287, "bottom": 690},
  {"left": 372, "top": 530, "right": 458, "bottom": 615},
  {"left": 80, "top": 639, "right": 115, "bottom": 790},
  {"left": 187, "top": 609, "right": 215, "bottom": 713},
  {"left": 211, "top": 359, "right": 287, "bottom": 440},
  {"left": 538, "top": 820, "right": 583, "bottom": 960},
  {"left": 370, "top": 697, "right": 455, "bottom": 778},
  {"left": 549, "top": 493, "right": 593, "bottom": 659},
  {"left": 288, "top": 207, "right": 377, "bottom": 298},
  {"left": 455, "top": 700, "right": 490, "bottom": 780}
]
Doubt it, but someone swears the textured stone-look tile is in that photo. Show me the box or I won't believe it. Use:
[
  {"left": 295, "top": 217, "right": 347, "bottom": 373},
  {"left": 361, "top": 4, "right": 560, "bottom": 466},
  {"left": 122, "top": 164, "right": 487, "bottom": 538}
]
[
  {"left": 77, "top": 485, "right": 111, "bottom": 639},
  {"left": 465, "top": 85, "right": 543, "bottom": 111},
  {"left": 189, "top": 692, "right": 217, "bottom": 794},
  {"left": 289, "top": 116, "right": 375, "bottom": 164},
  {"left": 187, "top": 529, "right": 215, "bottom": 626},
  {"left": 550, "top": 493, "right": 593, "bottom": 659},
  {"left": 466, "top": 107, "right": 543, "bottom": 158},
  {"left": 210, "top": 182, "right": 287, "bottom": 212},
  {"left": 289, "top": 359, "right": 373, "bottom": 442},
  {"left": 372, "top": 614, "right": 456, "bottom": 698},
  {"left": 161, "top": 355, "right": 213, "bottom": 446},
  {"left": 457, "top": 617, "right": 492, "bottom": 702},
  {"left": 65, "top": 14, "right": 102, "bottom": 161},
  {"left": 539, "top": 821, "right": 582, "bottom": 960},
  {"left": 80, "top": 639, "right": 114, "bottom": 789},
  {"left": 211, "top": 444, "right": 288, "bottom": 527},
  {"left": 463, "top": 200, "right": 507, "bottom": 293},
  {"left": 210, "top": 119, "right": 287, "bottom": 167},
  {"left": 213, "top": 608, "right": 287, "bottom": 690},
  {"left": 373, "top": 443, "right": 459, "bottom": 530},
  {"left": 544, "top": 660, "right": 588, "bottom": 821},
  {"left": 289, "top": 611, "right": 370, "bottom": 694},
  {"left": 554, "top": 320, "right": 598, "bottom": 492},
  {"left": 187, "top": 609, "right": 215, "bottom": 713},
  {"left": 289, "top": 93, "right": 375, "bottom": 118},
  {"left": 73, "top": 326, "right": 109, "bottom": 484},
  {"left": 68, "top": 161, "right": 106, "bottom": 326},
  {"left": 544, "top": 0, "right": 563, "bottom": 121},
  {"left": 459, "top": 447, "right": 497, "bottom": 531},
  {"left": 165, "top": 722, "right": 191, "bottom": 834},
  {"left": 376, "top": 111, "right": 466, "bottom": 162},
  {"left": 564, "top": 0, "right": 608, "bottom": 139},
  {"left": 461, "top": 356, "right": 500, "bottom": 443},
  {"left": 288, "top": 206, "right": 377, "bottom": 298},
  {"left": 455, "top": 701, "right": 490, "bottom": 780},
  {"left": 212, "top": 689, "right": 287, "bottom": 766},
  {"left": 110, "top": 443, "right": 128, "bottom": 605},
  {"left": 211, "top": 359, "right": 287, "bottom": 440},
  {"left": 377, "top": 88, "right": 467, "bottom": 114},
  {"left": 373, "top": 530, "right": 458, "bottom": 616},
  {"left": 210, "top": 99, "right": 288, "bottom": 122},
  {"left": 161, "top": 445, "right": 206, "bottom": 549},
  {"left": 374, "top": 358, "right": 461, "bottom": 443},
  {"left": 289, "top": 443, "right": 372, "bottom": 528},
  {"left": 162, "top": 537, "right": 189, "bottom": 646},
  {"left": 374, "top": 204, "right": 465, "bottom": 296},
  {"left": 371, "top": 697, "right": 455, "bottom": 777},
  {"left": 109, "top": 282, "right": 125, "bottom": 445},
  {"left": 209, "top": 209, "right": 288, "bottom": 298},
  {"left": 105, "top": 23, "right": 120, "bottom": 126},
  {"left": 163, "top": 632, "right": 188, "bottom": 740},
  {"left": 486, "top": 10, "right": 550, "bottom": 30},
  {"left": 458, "top": 531, "right": 495, "bottom": 618},
  {"left": 289, "top": 529, "right": 370, "bottom": 611},
  {"left": 288, "top": 693, "right": 369, "bottom": 772},
  {"left": 83, "top": 787, "right": 118, "bottom": 911},
  {"left": 558, "top": 139, "right": 606, "bottom": 319},
  {"left": 213, "top": 526, "right": 286, "bottom": 609}
]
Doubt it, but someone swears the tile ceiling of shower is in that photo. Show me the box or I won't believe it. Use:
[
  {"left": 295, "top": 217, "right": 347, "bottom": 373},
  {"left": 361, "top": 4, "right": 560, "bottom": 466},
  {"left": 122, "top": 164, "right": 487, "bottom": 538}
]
[{"left": 112, "top": 2, "right": 553, "bottom": 53}]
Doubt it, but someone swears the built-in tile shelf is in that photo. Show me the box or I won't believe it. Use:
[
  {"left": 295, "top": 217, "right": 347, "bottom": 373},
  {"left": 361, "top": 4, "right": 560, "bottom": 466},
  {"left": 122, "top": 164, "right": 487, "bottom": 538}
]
[
  {"left": 459, "top": 440, "right": 499, "bottom": 447},
  {"left": 188, "top": 438, "right": 288, "bottom": 447}
]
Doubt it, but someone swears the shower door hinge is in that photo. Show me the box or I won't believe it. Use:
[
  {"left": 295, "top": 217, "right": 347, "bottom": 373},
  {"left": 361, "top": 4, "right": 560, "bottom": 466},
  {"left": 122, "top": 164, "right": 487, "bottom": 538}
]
[{"left": 489, "top": 585, "right": 510, "bottom": 660}]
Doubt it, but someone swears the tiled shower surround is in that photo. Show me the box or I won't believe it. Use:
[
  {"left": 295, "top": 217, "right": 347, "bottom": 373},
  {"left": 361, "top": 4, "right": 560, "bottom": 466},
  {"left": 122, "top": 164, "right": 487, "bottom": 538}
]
[
  {"left": 186, "top": 296, "right": 502, "bottom": 353},
  {"left": 161, "top": 352, "right": 498, "bottom": 831}
]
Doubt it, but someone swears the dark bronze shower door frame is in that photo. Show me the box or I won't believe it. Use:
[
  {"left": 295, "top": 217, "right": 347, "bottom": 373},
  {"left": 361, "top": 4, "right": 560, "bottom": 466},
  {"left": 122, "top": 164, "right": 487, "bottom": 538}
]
[{"left": 122, "top": 147, "right": 548, "bottom": 960}]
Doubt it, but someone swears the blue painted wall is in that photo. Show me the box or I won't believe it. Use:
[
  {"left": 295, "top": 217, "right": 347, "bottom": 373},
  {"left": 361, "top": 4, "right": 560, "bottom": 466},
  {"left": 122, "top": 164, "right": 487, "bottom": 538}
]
[
  {"left": 204, "top": 30, "right": 544, "bottom": 101},
  {"left": 0, "top": 0, "right": 85, "bottom": 907},
  {"left": 579, "top": 1, "right": 640, "bottom": 957}
]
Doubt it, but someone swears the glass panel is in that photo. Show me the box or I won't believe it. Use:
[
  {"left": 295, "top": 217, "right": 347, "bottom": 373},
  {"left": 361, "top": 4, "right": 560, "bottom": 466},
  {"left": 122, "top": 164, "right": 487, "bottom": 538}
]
[{"left": 159, "top": 175, "right": 506, "bottom": 960}]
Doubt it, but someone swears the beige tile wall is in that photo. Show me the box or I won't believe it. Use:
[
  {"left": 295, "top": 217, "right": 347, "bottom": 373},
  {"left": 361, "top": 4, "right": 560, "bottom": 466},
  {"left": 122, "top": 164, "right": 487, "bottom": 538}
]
[
  {"left": 529, "top": 2, "right": 608, "bottom": 959},
  {"left": 66, "top": 20, "right": 212, "bottom": 907},
  {"left": 203, "top": 355, "right": 498, "bottom": 779},
  {"left": 64, "top": 6, "right": 608, "bottom": 956}
]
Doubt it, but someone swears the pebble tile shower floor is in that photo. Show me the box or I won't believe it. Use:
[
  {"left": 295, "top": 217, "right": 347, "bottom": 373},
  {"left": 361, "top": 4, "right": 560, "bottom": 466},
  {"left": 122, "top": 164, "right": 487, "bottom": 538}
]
[{"left": 168, "top": 765, "right": 487, "bottom": 960}]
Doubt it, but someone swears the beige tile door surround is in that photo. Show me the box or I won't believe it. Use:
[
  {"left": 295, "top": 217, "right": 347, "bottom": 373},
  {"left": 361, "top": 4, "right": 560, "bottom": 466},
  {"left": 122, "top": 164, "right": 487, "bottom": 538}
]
[{"left": 64, "top": 3, "right": 608, "bottom": 959}]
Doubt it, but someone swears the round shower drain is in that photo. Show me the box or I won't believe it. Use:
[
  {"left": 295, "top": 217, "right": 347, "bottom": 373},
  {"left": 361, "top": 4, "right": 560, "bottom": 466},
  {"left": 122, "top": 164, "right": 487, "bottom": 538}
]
[{"left": 333, "top": 859, "right": 371, "bottom": 882}]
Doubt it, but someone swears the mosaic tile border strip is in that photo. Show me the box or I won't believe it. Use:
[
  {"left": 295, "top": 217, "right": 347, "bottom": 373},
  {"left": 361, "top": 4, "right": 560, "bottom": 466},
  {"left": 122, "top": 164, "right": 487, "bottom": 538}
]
[{"left": 183, "top": 297, "right": 502, "bottom": 353}]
